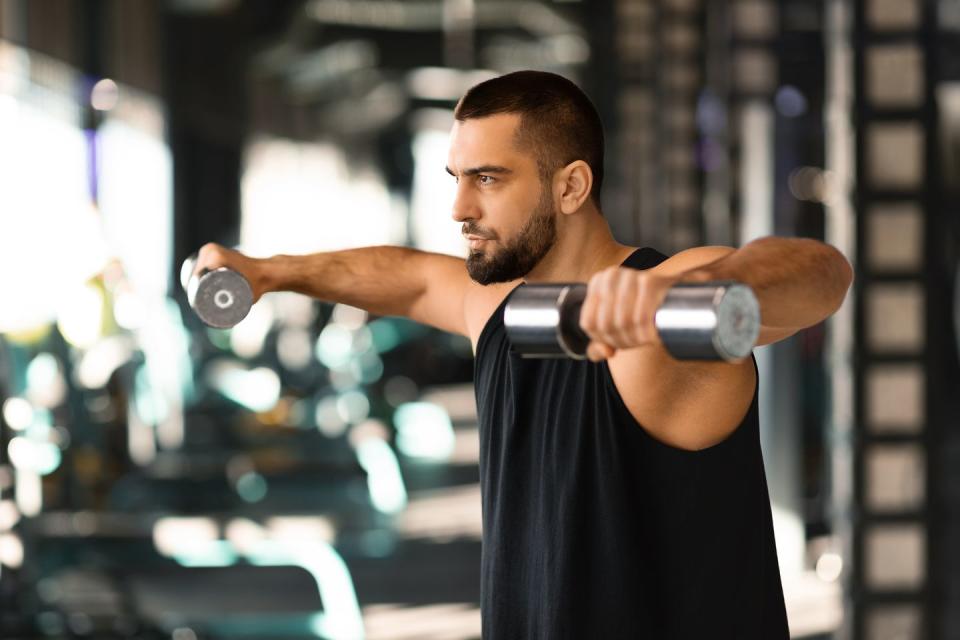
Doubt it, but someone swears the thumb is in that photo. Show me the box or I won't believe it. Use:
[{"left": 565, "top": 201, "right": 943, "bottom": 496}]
[{"left": 586, "top": 341, "right": 616, "bottom": 362}]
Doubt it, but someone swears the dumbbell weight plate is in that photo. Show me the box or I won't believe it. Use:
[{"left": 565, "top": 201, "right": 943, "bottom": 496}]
[
  {"left": 503, "top": 284, "right": 589, "bottom": 359},
  {"left": 713, "top": 284, "right": 761, "bottom": 361},
  {"left": 653, "top": 282, "right": 760, "bottom": 362},
  {"left": 180, "top": 253, "right": 254, "bottom": 329}
]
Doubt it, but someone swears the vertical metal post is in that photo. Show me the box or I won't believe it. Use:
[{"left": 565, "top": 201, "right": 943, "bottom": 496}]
[{"left": 845, "top": 0, "right": 940, "bottom": 636}]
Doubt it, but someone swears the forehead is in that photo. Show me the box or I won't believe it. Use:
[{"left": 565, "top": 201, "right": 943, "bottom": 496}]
[{"left": 447, "top": 113, "right": 534, "bottom": 170}]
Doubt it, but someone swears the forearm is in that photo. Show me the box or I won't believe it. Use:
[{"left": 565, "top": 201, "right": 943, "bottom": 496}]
[
  {"left": 264, "top": 246, "right": 430, "bottom": 317},
  {"left": 682, "top": 236, "right": 853, "bottom": 329}
]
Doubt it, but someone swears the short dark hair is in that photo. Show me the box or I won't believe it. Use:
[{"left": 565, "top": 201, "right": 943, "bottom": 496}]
[{"left": 454, "top": 70, "right": 605, "bottom": 206}]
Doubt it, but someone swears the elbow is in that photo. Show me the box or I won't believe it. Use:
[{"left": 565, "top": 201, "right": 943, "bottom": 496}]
[
  {"left": 825, "top": 244, "right": 854, "bottom": 312},
  {"left": 834, "top": 247, "right": 854, "bottom": 294}
]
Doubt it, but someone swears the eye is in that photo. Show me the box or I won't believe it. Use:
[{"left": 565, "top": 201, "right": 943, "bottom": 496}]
[{"left": 477, "top": 175, "right": 495, "bottom": 186}]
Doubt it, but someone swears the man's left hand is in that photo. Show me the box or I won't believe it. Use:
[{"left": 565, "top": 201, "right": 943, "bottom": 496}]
[{"left": 578, "top": 267, "right": 684, "bottom": 362}]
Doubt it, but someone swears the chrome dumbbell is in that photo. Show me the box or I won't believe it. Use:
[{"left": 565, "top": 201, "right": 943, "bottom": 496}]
[
  {"left": 180, "top": 253, "right": 254, "bottom": 329},
  {"left": 504, "top": 281, "right": 761, "bottom": 362}
]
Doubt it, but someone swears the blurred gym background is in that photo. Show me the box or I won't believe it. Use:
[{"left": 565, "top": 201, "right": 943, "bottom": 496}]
[{"left": 0, "top": 0, "right": 958, "bottom": 638}]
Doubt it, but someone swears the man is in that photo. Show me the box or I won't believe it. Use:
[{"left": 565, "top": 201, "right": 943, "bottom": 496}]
[{"left": 196, "top": 71, "right": 852, "bottom": 638}]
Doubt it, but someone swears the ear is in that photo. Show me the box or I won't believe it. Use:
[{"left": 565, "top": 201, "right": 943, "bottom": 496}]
[{"left": 555, "top": 160, "right": 594, "bottom": 215}]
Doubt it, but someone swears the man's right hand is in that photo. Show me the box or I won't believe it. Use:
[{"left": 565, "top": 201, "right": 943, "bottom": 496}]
[{"left": 193, "top": 243, "right": 270, "bottom": 304}]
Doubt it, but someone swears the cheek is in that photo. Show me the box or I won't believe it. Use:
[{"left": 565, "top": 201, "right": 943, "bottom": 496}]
[{"left": 494, "top": 184, "right": 542, "bottom": 228}]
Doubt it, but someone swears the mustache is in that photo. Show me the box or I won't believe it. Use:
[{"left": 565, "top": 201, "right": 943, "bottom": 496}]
[{"left": 462, "top": 223, "right": 496, "bottom": 240}]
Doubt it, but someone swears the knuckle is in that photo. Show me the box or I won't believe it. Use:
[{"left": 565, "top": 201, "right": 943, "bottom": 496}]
[
  {"left": 595, "top": 298, "right": 610, "bottom": 323},
  {"left": 199, "top": 243, "right": 221, "bottom": 264},
  {"left": 596, "top": 268, "right": 612, "bottom": 286},
  {"left": 633, "top": 307, "right": 647, "bottom": 332}
]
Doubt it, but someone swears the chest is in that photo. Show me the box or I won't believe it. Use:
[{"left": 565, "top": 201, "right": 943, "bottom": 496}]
[{"left": 474, "top": 329, "right": 646, "bottom": 472}]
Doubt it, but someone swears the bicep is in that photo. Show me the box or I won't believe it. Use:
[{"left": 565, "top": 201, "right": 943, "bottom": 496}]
[{"left": 401, "top": 252, "right": 515, "bottom": 346}]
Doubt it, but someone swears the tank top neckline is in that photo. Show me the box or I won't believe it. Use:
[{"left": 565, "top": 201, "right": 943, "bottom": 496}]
[{"left": 475, "top": 247, "right": 655, "bottom": 357}]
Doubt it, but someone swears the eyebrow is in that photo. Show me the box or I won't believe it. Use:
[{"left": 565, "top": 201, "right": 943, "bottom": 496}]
[{"left": 445, "top": 165, "right": 514, "bottom": 177}]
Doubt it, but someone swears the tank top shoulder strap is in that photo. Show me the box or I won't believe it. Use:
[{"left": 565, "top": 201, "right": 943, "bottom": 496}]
[
  {"left": 475, "top": 282, "right": 523, "bottom": 357},
  {"left": 622, "top": 246, "right": 670, "bottom": 270}
]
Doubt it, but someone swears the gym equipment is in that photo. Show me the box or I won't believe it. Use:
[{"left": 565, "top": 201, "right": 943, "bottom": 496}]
[
  {"left": 180, "top": 253, "right": 254, "bottom": 328},
  {"left": 504, "top": 281, "right": 760, "bottom": 362}
]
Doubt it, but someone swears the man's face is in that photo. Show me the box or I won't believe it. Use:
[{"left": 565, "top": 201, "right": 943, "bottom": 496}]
[{"left": 446, "top": 113, "right": 557, "bottom": 285}]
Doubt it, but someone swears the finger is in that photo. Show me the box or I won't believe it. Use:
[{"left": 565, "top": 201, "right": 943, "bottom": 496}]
[
  {"left": 632, "top": 276, "right": 663, "bottom": 347},
  {"left": 198, "top": 243, "right": 232, "bottom": 276},
  {"left": 599, "top": 342, "right": 616, "bottom": 360},
  {"left": 586, "top": 342, "right": 600, "bottom": 362},
  {"left": 592, "top": 268, "right": 619, "bottom": 344},
  {"left": 611, "top": 271, "right": 638, "bottom": 347},
  {"left": 586, "top": 341, "right": 616, "bottom": 362},
  {"left": 195, "top": 243, "right": 217, "bottom": 275},
  {"left": 579, "top": 270, "right": 605, "bottom": 337},
  {"left": 586, "top": 341, "right": 604, "bottom": 362}
]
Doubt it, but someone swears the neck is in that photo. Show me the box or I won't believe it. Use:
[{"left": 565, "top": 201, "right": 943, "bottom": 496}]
[{"left": 523, "top": 207, "right": 635, "bottom": 283}]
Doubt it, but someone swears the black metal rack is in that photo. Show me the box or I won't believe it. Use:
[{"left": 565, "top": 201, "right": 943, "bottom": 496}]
[{"left": 850, "top": 0, "right": 942, "bottom": 637}]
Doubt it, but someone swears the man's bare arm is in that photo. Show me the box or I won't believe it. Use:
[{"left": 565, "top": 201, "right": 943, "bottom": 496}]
[
  {"left": 648, "top": 237, "right": 852, "bottom": 348},
  {"left": 194, "top": 244, "right": 473, "bottom": 336},
  {"left": 675, "top": 236, "right": 853, "bottom": 335}
]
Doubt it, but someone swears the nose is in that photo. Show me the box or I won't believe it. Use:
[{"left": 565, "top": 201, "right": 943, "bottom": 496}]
[{"left": 451, "top": 182, "right": 477, "bottom": 223}]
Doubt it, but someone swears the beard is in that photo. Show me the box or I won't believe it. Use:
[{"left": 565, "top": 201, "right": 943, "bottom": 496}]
[{"left": 465, "top": 186, "right": 557, "bottom": 285}]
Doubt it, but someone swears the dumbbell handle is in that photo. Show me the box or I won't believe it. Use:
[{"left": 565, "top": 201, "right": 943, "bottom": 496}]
[{"left": 504, "top": 281, "right": 761, "bottom": 362}]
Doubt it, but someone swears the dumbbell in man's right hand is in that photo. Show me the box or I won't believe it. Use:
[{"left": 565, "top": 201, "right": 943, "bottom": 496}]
[
  {"left": 182, "top": 244, "right": 272, "bottom": 328},
  {"left": 192, "top": 243, "right": 269, "bottom": 305}
]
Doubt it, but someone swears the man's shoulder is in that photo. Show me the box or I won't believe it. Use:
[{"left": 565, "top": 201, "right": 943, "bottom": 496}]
[
  {"left": 639, "top": 245, "right": 735, "bottom": 276},
  {"left": 465, "top": 280, "right": 521, "bottom": 352}
]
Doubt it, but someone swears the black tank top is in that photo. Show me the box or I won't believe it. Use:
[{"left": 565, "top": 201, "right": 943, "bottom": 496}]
[{"left": 473, "top": 247, "right": 789, "bottom": 639}]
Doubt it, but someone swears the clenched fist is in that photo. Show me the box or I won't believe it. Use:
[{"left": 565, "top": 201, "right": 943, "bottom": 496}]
[
  {"left": 193, "top": 243, "right": 270, "bottom": 304},
  {"left": 577, "top": 266, "right": 683, "bottom": 362}
]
